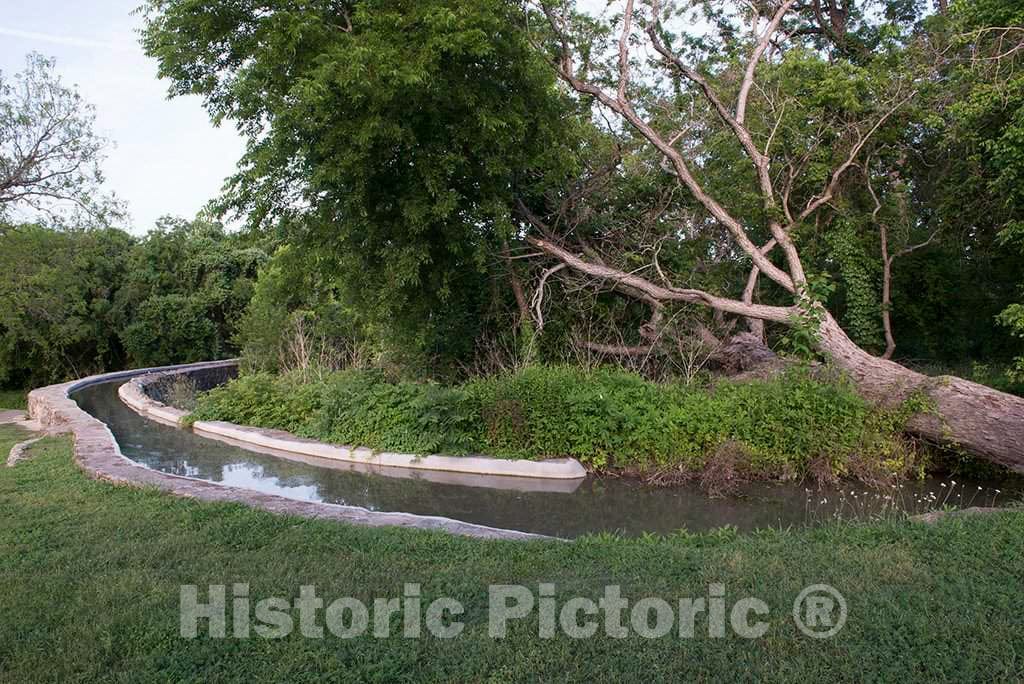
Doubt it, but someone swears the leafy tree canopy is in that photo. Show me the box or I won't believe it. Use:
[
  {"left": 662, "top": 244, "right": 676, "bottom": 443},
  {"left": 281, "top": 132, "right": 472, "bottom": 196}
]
[
  {"left": 0, "top": 224, "right": 132, "bottom": 386},
  {"left": 141, "top": 0, "right": 583, "bottom": 370},
  {"left": 114, "top": 216, "right": 267, "bottom": 367},
  {"left": 0, "top": 218, "right": 266, "bottom": 387}
]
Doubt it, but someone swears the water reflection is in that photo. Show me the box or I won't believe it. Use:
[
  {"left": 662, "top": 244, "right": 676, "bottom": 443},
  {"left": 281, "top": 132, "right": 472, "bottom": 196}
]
[{"left": 73, "top": 380, "right": 1024, "bottom": 538}]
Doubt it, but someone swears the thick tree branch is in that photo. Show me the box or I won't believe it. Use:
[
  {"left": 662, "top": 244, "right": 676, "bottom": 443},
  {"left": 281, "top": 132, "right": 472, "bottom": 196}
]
[
  {"left": 736, "top": 0, "right": 798, "bottom": 125},
  {"left": 501, "top": 239, "right": 531, "bottom": 324},
  {"left": 527, "top": 235, "right": 796, "bottom": 323},
  {"left": 743, "top": 239, "right": 777, "bottom": 339},
  {"left": 646, "top": 0, "right": 805, "bottom": 288},
  {"left": 617, "top": 0, "right": 636, "bottom": 103},
  {"left": 540, "top": 3, "right": 796, "bottom": 293},
  {"left": 531, "top": 262, "right": 568, "bottom": 331}
]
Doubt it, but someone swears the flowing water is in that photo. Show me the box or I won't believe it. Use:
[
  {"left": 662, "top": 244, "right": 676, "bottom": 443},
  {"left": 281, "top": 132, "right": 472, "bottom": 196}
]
[{"left": 72, "top": 379, "right": 1023, "bottom": 538}]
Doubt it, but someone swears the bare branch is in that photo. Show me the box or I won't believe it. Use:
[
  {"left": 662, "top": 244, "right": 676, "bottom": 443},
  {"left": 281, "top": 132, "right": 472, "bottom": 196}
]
[
  {"left": 617, "top": 0, "right": 636, "bottom": 103},
  {"left": 894, "top": 231, "right": 939, "bottom": 260},
  {"left": 799, "top": 91, "right": 915, "bottom": 222},
  {"left": 531, "top": 263, "right": 568, "bottom": 331},
  {"left": 527, "top": 236, "right": 796, "bottom": 323},
  {"left": 579, "top": 340, "right": 658, "bottom": 357},
  {"left": 736, "top": 0, "right": 798, "bottom": 125}
]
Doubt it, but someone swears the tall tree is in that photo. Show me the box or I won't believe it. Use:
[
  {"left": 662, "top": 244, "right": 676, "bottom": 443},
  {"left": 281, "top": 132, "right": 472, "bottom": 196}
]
[
  {"left": 519, "top": 0, "right": 1024, "bottom": 468},
  {"left": 141, "top": 0, "right": 580, "bottom": 373},
  {"left": 0, "top": 53, "right": 121, "bottom": 225}
]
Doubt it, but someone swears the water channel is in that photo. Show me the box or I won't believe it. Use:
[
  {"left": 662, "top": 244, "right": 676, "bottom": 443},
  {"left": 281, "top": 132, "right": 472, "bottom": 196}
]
[{"left": 72, "top": 379, "right": 1023, "bottom": 538}]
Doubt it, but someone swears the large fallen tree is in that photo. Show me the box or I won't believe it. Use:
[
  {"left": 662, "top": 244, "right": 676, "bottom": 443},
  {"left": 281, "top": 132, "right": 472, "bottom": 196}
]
[
  {"left": 519, "top": 0, "right": 1024, "bottom": 470},
  {"left": 138, "top": 0, "right": 1024, "bottom": 469}
]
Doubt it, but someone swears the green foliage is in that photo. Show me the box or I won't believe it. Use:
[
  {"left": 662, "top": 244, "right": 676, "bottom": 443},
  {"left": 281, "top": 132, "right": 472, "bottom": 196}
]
[
  {"left": 192, "top": 366, "right": 925, "bottom": 479},
  {"left": 141, "top": 0, "right": 581, "bottom": 373},
  {"left": 826, "top": 220, "right": 883, "bottom": 351},
  {"left": 310, "top": 370, "right": 477, "bottom": 454},
  {"left": 119, "top": 295, "right": 220, "bottom": 368},
  {"left": 235, "top": 244, "right": 367, "bottom": 373},
  {"left": 916, "top": 0, "right": 1024, "bottom": 364},
  {"left": 191, "top": 370, "right": 476, "bottom": 454},
  {"left": 464, "top": 366, "right": 669, "bottom": 469},
  {"left": 0, "top": 224, "right": 133, "bottom": 387},
  {"left": 997, "top": 304, "right": 1024, "bottom": 382},
  {"left": 114, "top": 217, "right": 266, "bottom": 367},
  {"left": 0, "top": 219, "right": 266, "bottom": 389},
  {"left": 186, "top": 372, "right": 322, "bottom": 435},
  {"left": 779, "top": 275, "right": 835, "bottom": 361}
]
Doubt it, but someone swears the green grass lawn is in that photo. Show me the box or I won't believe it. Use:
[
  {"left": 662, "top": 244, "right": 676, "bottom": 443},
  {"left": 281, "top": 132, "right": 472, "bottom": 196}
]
[
  {"left": 0, "top": 389, "right": 27, "bottom": 410},
  {"left": 2, "top": 433, "right": 1023, "bottom": 682}
]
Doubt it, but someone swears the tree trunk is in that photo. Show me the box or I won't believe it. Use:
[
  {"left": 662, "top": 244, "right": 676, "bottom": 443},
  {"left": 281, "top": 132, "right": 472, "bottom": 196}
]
[
  {"left": 501, "top": 239, "right": 531, "bottom": 325},
  {"left": 818, "top": 313, "right": 1024, "bottom": 472},
  {"left": 716, "top": 331, "right": 779, "bottom": 375},
  {"left": 879, "top": 225, "right": 897, "bottom": 360}
]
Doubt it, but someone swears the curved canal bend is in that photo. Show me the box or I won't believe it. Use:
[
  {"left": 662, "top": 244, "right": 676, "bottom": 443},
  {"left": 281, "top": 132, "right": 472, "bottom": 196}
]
[{"left": 72, "top": 379, "right": 1023, "bottom": 538}]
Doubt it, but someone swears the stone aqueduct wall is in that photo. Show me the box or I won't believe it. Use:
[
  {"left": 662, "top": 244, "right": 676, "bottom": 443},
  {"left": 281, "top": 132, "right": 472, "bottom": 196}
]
[{"left": 27, "top": 361, "right": 553, "bottom": 541}]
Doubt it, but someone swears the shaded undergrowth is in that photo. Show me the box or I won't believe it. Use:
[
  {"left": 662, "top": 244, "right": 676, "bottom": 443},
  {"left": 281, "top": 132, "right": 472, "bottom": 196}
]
[{"left": 189, "top": 365, "right": 930, "bottom": 484}]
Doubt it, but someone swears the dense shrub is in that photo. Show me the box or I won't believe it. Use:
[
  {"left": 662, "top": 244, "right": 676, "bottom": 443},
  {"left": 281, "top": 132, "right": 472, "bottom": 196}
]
[
  {"left": 113, "top": 217, "right": 266, "bottom": 367},
  {"left": 310, "top": 371, "right": 477, "bottom": 454},
  {"left": 190, "top": 365, "right": 925, "bottom": 479},
  {"left": 0, "top": 224, "right": 132, "bottom": 387},
  {"left": 190, "top": 370, "right": 475, "bottom": 454},
  {"left": 187, "top": 373, "right": 322, "bottom": 435},
  {"left": 0, "top": 219, "right": 266, "bottom": 390},
  {"left": 234, "top": 245, "right": 367, "bottom": 374}
]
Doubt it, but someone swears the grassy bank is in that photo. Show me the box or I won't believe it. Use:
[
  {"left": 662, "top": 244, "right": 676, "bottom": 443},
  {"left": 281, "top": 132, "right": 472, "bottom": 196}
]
[
  {"left": 1, "top": 435, "right": 1023, "bottom": 681},
  {"left": 190, "top": 366, "right": 926, "bottom": 482},
  {"left": 0, "top": 389, "right": 27, "bottom": 410}
]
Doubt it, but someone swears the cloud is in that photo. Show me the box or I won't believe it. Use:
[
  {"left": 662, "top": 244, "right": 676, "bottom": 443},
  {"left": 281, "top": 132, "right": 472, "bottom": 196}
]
[{"left": 0, "top": 26, "right": 135, "bottom": 52}]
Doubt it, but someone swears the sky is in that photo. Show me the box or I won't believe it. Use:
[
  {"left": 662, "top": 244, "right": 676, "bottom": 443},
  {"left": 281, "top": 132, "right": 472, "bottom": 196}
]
[
  {"left": 0, "top": 1, "right": 246, "bottom": 234},
  {"left": 0, "top": 0, "right": 614, "bottom": 235}
]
